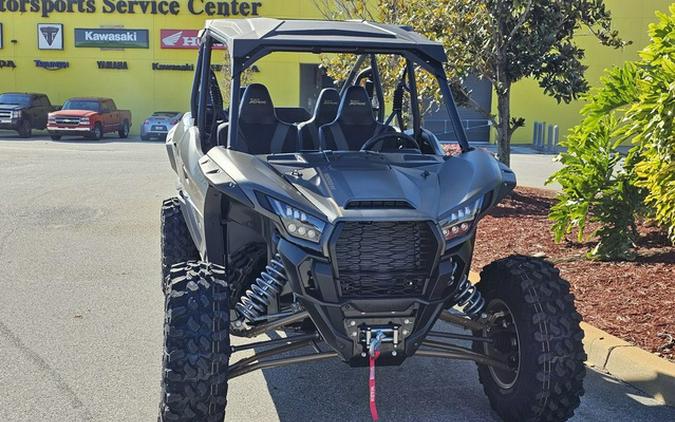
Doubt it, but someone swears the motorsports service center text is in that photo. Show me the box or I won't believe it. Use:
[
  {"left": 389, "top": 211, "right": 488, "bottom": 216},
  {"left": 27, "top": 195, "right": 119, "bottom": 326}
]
[{"left": 0, "top": 0, "right": 263, "bottom": 17}]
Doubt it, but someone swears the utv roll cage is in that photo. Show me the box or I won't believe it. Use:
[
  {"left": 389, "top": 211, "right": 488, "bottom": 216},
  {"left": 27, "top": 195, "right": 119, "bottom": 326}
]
[{"left": 190, "top": 18, "right": 470, "bottom": 153}]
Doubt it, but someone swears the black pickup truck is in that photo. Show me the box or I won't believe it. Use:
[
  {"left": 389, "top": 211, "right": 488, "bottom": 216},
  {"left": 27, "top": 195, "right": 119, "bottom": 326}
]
[{"left": 0, "top": 92, "right": 59, "bottom": 138}]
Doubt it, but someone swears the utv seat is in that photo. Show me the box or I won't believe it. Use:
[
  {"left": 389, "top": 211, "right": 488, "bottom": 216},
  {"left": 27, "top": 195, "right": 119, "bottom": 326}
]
[
  {"left": 319, "top": 86, "right": 392, "bottom": 151},
  {"left": 227, "top": 83, "right": 299, "bottom": 154},
  {"left": 297, "top": 88, "right": 340, "bottom": 150}
]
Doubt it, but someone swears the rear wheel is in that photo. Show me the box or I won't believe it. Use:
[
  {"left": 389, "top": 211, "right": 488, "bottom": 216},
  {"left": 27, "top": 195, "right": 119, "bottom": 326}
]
[
  {"left": 118, "top": 120, "right": 129, "bottom": 138},
  {"left": 474, "top": 256, "right": 586, "bottom": 422},
  {"left": 50, "top": 135, "right": 62, "bottom": 141},
  {"left": 159, "top": 261, "right": 230, "bottom": 422},
  {"left": 17, "top": 120, "right": 32, "bottom": 138},
  {"left": 161, "top": 197, "right": 199, "bottom": 291}
]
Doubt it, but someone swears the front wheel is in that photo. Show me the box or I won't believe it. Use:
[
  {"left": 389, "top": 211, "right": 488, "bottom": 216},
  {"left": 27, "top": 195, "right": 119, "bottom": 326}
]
[
  {"left": 17, "top": 120, "right": 32, "bottom": 138},
  {"left": 50, "top": 134, "right": 62, "bottom": 141},
  {"left": 474, "top": 256, "right": 586, "bottom": 422},
  {"left": 89, "top": 123, "right": 103, "bottom": 140},
  {"left": 159, "top": 261, "right": 230, "bottom": 422},
  {"left": 160, "top": 197, "right": 199, "bottom": 291}
]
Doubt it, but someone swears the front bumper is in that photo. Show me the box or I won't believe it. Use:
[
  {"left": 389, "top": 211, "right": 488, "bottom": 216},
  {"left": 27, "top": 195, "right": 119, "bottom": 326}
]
[
  {"left": 0, "top": 118, "right": 19, "bottom": 130},
  {"left": 47, "top": 126, "right": 93, "bottom": 136},
  {"left": 276, "top": 237, "right": 473, "bottom": 365}
]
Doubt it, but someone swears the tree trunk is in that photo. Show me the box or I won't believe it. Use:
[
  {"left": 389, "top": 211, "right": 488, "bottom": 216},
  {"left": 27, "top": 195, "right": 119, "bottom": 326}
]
[{"left": 496, "top": 85, "right": 512, "bottom": 167}]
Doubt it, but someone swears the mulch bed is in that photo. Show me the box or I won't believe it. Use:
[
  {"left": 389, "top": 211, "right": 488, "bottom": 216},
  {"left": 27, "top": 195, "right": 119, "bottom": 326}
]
[{"left": 471, "top": 187, "right": 675, "bottom": 361}]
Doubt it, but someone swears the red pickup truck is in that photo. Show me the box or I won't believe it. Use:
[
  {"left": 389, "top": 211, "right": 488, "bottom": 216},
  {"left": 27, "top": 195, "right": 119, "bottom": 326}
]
[{"left": 47, "top": 97, "right": 131, "bottom": 140}]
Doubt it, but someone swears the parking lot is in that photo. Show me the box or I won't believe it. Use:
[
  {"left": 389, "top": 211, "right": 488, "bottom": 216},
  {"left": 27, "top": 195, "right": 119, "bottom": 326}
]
[{"left": 0, "top": 134, "right": 673, "bottom": 421}]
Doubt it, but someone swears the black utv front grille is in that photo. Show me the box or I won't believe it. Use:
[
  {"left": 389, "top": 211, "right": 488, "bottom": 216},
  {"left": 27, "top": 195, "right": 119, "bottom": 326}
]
[
  {"left": 332, "top": 221, "right": 438, "bottom": 297},
  {"left": 345, "top": 200, "right": 414, "bottom": 210}
]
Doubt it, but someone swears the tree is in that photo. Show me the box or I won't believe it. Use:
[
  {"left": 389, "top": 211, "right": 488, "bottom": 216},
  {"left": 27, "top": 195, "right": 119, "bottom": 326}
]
[
  {"left": 548, "top": 6, "right": 675, "bottom": 260},
  {"left": 315, "top": 0, "right": 626, "bottom": 166}
]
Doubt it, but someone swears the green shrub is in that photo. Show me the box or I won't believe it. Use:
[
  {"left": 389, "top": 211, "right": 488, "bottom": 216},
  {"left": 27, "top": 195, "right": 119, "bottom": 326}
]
[{"left": 548, "top": 6, "right": 675, "bottom": 260}]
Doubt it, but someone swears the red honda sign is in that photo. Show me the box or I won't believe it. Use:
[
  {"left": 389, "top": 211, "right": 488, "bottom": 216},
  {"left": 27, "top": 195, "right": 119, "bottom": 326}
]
[{"left": 160, "top": 29, "right": 225, "bottom": 49}]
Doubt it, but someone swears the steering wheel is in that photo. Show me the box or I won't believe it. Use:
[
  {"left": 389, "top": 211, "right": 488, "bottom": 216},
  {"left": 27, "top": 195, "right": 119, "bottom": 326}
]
[{"left": 360, "top": 132, "right": 421, "bottom": 152}]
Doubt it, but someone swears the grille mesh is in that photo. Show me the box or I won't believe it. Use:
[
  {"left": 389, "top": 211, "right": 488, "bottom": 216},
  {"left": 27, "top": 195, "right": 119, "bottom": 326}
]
[{"left": 333, "top": 221, "right": 438, "bottom": 297}]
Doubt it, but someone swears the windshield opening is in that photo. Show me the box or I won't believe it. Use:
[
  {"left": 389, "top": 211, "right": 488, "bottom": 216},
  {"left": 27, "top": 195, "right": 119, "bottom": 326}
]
[
  {"left": 62, "top": 100, "right": 100, "bottom": 112},
  {"left": 0, "top": 94, "right": 30, "bottom": 106},
  {"left": 196, "top": 43, "right": 466, "bottom": 156}
]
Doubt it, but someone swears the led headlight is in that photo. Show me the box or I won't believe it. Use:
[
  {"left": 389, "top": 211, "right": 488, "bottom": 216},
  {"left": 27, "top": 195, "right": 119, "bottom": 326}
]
[
  {"left": 268, "top": 197, "right": 326, "bottom": 243},
  {"left": 440, "top": 197, "right": 483, "bottom": 241}
]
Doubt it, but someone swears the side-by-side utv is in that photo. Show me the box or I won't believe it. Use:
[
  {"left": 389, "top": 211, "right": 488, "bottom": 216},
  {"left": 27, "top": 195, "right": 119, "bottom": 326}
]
[{"left": 159, "top": 18, "right": 586, "bottom": 422}]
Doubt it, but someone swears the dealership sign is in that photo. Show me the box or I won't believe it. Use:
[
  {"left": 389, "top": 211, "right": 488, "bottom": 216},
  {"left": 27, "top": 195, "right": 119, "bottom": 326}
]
[
  {"left": 0, "top": 0, "right": 263, "bottom": 18},
  {"left": 152, "top": 62, "right": 194, "bottom": 71},
  {"left": 38, "top": 23, "right": 64, "bottom": 50},
  {"left": 34, "top": 59, "right": 69, "bottom": 69},
  {"left": 160, "top": 29, "right": 224, "bottom": 50},
  {"left": 75, "top": 28, "right": 149, "bottom": 48}
]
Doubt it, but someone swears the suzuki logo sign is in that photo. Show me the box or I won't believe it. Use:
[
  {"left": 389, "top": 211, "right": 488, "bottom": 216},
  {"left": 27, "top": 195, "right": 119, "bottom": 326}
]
[{"left": 160, "top": 29, "right": 224, "bottom": 50}]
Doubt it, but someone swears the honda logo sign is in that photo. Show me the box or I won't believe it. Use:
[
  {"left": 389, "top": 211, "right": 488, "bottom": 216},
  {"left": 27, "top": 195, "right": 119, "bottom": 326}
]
[{"left": 160, "top": 29, "right": 224, "bottom": 50}]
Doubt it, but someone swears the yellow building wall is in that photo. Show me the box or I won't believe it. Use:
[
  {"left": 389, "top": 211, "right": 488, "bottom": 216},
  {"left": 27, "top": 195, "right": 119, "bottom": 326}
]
[
  {"left": 0, "top": 0, "right": 323, "bottom": 134},
  {"left": 1, "top": 0, "right": 670, "bottom": 139},
  {"left": 506, "top": 0, "right": 672, "bottom": 143}
]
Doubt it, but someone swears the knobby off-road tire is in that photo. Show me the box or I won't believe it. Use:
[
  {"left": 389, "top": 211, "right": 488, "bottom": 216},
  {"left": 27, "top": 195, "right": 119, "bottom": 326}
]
[
  {"left": 159, "top": 261, "right": 231, "bottom": 422},
  {"left": 161, "top": 197, "right": 199, "bottom": 291},
  {"left": 474, "top": 255, "right": 586, "bottom": 422}
]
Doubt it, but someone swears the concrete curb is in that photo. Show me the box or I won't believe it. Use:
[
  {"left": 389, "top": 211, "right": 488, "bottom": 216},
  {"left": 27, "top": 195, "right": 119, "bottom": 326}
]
[
  {"left": 581, "top": 322, "right": 675, "bottom": 406},
  {"left": 468, "top": 271, "right": 675, "bottom": 406}
]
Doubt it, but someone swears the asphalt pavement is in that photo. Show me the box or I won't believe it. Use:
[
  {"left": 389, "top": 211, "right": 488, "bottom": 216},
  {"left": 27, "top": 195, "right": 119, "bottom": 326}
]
[{"left": 0, "top": 134, "right": 672, "bottom": 421}]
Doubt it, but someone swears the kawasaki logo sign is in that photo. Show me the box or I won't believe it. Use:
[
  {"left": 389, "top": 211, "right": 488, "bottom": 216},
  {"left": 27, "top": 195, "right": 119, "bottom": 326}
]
[{"left": 74, "top": 28, "right": 149, "bottom": 48}]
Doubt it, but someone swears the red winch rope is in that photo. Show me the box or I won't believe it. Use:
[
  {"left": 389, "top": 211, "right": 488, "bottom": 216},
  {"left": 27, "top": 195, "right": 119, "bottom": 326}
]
[{"left": 369, "top": 350, "right": 381, "bottom": 421}]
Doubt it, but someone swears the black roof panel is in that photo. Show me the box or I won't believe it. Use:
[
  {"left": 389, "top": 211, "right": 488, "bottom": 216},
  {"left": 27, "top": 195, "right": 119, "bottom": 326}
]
[{"left": 205, "top": 18, "right": 447, "bottom": 64}]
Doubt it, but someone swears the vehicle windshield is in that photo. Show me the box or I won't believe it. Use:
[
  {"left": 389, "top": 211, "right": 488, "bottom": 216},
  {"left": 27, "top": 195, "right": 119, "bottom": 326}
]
[
  {"left": 0, "top": 94, "right": 30, "bottom": 106},
  {"left": 153, "top": 112, "right": 179, "bottom": 118},
  {"left": 195, "top": 42, "right": 467, "bottom": 156},
  {"left": 63, "top": 100, "right": 100, "bottom": 111}
]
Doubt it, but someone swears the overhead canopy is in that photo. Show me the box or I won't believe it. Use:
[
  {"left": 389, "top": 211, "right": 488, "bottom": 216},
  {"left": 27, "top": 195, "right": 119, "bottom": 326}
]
[{"left": 204, "top": 18, "right": 448, "bottom": 65}]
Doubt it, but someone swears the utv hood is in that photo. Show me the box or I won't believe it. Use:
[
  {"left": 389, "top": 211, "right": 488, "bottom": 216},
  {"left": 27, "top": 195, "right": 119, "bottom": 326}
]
[{"left": 204, "top": 148, "right": 513, "bottom": 224}]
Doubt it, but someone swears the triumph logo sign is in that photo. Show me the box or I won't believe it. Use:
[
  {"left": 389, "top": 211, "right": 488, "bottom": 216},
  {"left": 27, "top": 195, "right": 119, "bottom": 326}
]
[
  {"left": 75, "top": 28, "right": 149, "bottom": 48},
  {"left": 38, "top": 23, "right": 63, "bottom": 50},
  {"left": 160, "top": 29, "right": 224, "bottom": 50}
]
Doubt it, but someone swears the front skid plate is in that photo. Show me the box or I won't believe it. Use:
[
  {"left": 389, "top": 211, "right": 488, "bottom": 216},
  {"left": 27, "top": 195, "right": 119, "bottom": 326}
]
[{"left": 276, "top": 238, "right": 471, "bottom": 363}]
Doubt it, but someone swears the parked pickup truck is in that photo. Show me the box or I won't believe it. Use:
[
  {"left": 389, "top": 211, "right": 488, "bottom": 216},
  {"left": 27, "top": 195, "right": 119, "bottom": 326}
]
[
  {"left": 0, "top": 92, "right": 59, "bottom": 138},
  {"left": 47, "top": 97, "right": 131, "bottom": 140}
]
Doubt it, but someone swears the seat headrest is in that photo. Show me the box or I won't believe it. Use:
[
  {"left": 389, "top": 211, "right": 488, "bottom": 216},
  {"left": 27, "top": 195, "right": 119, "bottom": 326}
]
[
  {"left": 313, "top": 88, "right": 340, "bottom": 126},
  {"left": 239, "top": 83, "right": 276, "bottom": 124},
  {"left": 337, "top": 86, "right": 375, "bottom": 125}
]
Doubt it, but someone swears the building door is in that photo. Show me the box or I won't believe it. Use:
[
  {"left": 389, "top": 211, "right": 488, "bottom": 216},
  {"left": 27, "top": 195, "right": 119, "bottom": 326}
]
[
  {"left": 299, "top": 64, "right": 334, "bottom": 113},
  {"left": 424, "top": 76, "right": 492, "bottom": 143}
]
